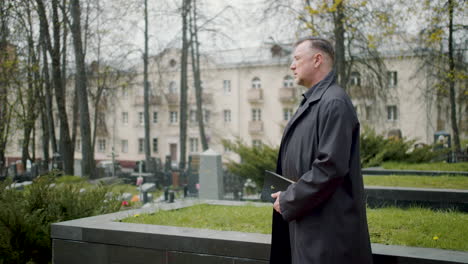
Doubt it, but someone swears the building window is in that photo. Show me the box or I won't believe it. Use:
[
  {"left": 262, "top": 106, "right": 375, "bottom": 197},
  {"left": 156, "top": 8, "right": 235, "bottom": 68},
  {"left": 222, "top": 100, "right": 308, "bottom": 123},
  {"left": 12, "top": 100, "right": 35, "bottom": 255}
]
[
  {"left": 223, "top": 80, "right": 231, "bottom": 94},
  {"left": 283, "top": 108, "right": 293, "bottom": 121},
  {"left": 190, "top": 110, "right": 197, "bottom": 123},
  {"left": 252, "top": 139, "right": 262, "bottom": 148},
  {"left": 138, "top": 112, "right": 144, "bottom": 125},
  {"left": 98, "top": 112, "right": 106, "bottom": 126},
  {"left": 204, "top": 110, "right": 210, "bottom": 123},
  {"left": 350, "top": 72, "right": 361, "bottom": 86},
  {"left": 252, "top": 109, "right": 262, "bottom": 121},
  {"left": 224, "top": 109, "right": 231, "bottom": 122},
  {"left": 17, "top": 139, "right": 23, "bottom": 151},
  {"left": 170, "top": 111, "right": 178, "bottom": 124},
  {"left": 122, "top": 112, "right": 128, "bottom": 124},
  {"left": 138, "top": 138, "right": 144, "bottom": 153},
  {"left": 98, "top": 139, "right": 106, "bottom": 153},
  {"left": 76, "top": 139, "right": 81, "bottom": 152},
  {"left": 387, "top": 71, "right": 397, "bottom": 87},
  {"left": 153, "top": 112, "right": 158, "bottom": 123},
  {"left": 169, "top": 59, "right": 177, "bottom": 67},
  {"left": 365, "top": 106, "right": 371, "bottom": 120},
  {"left": 55, "top": 114, "right": 60, "bottom": 127},
  {"left": 283, "top": 75, "right": 294, "bottom": 88},
  {"left": 387, "top": 105, "right": 398, "bottom": 121},
  {"left": 121, "top": 140, "right": 128, "bottom": 153},
  {"left": 169, "top": 81, "right": 177, "bottom": 94},
  {"left": 251, "top": 77, "right": 261, "bottom": 89},
  {"left": 153, "top": 138, "right": 158, "bottom": 153},
  {"left": 122, "top": 86, "right": 129, "bottom": 97},
  {"left": 189, "top": 138, "right": 199, "bottom": 153},
  {"left": 224, "top": 145, "right": 231, "bottom": 152}
]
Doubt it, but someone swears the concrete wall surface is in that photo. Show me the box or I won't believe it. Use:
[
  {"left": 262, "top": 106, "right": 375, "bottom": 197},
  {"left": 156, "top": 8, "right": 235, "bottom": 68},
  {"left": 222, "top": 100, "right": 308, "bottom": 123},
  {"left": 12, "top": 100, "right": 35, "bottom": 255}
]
[{"left": 51, "top": 200, "right": 468, "bottom": 264}]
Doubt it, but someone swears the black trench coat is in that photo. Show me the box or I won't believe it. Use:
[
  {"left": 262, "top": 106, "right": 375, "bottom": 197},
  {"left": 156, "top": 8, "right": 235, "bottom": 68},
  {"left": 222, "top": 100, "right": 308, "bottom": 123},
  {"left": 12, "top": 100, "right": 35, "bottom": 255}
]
[{"left": 270, "top": 71, "right": 373, "bottom": 264}]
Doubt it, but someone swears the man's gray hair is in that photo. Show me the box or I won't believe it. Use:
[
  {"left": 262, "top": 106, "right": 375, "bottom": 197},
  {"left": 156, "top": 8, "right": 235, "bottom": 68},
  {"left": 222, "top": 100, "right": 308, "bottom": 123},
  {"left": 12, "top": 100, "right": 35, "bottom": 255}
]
[{"left": 294, "top": 37, "right": 335, "bottom": 64}]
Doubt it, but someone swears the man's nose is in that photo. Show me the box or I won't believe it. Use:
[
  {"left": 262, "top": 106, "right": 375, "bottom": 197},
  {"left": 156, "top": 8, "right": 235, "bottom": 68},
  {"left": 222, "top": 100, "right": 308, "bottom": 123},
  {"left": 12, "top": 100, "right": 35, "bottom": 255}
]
[{"left": 290, "top": 62, "right": 295, "bottom": 70}]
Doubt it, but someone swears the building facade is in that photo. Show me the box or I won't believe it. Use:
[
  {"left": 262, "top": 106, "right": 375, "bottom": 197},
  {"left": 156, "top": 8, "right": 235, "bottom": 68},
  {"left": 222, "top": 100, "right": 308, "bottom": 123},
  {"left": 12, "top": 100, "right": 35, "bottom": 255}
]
[{"left": 5, "top": 44, "right": 466, "bottom": 169}]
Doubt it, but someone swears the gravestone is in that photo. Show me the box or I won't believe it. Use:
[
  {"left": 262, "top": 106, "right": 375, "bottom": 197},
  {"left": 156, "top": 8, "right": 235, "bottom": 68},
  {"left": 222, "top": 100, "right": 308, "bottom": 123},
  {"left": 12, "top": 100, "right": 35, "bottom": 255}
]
[
  {"left": 122, "top": 192, "right": 133, "bottom": 201},
  {"left": 140, "top": 183, "right": 156, "bottom": 204},
  {"left": 199, "top": 149, "right": 224, "bottom": 200}
]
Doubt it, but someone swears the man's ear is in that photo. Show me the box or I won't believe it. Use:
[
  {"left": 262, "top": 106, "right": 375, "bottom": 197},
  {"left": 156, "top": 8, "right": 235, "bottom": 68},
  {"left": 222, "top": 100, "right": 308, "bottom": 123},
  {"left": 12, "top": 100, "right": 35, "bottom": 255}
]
[{"left": 314, "top": 53, "right": 323, "bottom": 68}]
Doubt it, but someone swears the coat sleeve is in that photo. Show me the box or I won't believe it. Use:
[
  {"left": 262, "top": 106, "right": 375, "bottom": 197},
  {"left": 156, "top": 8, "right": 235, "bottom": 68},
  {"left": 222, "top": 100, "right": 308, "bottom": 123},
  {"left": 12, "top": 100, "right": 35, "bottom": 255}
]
[{"left": 279, "top": 98, "right": 357, "bottom": 222}]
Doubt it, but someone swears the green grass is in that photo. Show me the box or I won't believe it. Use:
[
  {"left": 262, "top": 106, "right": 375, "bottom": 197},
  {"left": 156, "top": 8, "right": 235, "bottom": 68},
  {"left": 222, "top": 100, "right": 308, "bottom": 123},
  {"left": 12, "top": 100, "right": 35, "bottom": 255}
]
[
  {"left": 367, "top": 207, "right": 467, "bottom": 250},
  {"left": 122, "top": 204, "right": 272, "bottom": 234},
  {"left": 120, "top": 204, "right": 468, "bottom": 251},
  {"left": 364, "top": 175, "right": 468, "bottom": 189},
  {"left": 382, "top": 162, "right": 468, "bottom": 172}
]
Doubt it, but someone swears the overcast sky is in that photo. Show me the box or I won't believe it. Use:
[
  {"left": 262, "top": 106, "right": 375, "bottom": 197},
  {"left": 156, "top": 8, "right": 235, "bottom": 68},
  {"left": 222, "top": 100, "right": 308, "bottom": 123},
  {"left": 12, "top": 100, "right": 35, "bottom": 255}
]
[{"left": 94, "top": 0, "right": 296, "bottom": 64}]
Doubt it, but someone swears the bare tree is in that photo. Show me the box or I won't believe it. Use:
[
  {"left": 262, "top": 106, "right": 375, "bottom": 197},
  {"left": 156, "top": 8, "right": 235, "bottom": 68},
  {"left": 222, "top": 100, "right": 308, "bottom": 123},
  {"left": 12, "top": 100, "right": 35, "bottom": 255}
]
[
  {"left": 417, "top": 0, "right": 467, "bottom": 152},
  {"left": 179, "top": 0, "right": 191, "bottom": 170},
  {"left": 36, "top": 0, "right": 75, "bottom": 174},
  {"left": 262, "top": 0, "right": 399, "bottom": 92},
  {"left": 0, "top": 0, "right": 18, "bottom": 174},
  {"left": 189, "top": 0, "right": 208, "bottom": 151},
  {"left": 70, "top": 0, "right": 95, "bottom": 178},
  {"left": 143, "top": 0, "right": 152, "bottom": 169}
]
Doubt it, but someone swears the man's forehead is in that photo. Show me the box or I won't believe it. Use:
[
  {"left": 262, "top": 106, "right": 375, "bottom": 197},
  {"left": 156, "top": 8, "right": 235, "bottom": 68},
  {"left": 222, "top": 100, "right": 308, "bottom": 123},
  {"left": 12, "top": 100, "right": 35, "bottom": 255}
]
[{"left": 293, "top": 42, "right": 313, "bottom": 56}]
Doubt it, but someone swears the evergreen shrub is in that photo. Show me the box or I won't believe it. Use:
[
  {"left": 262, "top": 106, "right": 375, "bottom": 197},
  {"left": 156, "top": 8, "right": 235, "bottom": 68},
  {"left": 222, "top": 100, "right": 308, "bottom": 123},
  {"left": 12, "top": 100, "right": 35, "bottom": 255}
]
[{"left": 0, "top": 174, "right": 122, "bottom": 264}]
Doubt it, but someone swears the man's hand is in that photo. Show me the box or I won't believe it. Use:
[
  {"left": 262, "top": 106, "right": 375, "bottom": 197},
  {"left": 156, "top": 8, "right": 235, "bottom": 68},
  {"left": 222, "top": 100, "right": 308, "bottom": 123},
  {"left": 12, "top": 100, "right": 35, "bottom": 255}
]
[{"left": 271, "top": 191, "right": 281, "bottom": 214}]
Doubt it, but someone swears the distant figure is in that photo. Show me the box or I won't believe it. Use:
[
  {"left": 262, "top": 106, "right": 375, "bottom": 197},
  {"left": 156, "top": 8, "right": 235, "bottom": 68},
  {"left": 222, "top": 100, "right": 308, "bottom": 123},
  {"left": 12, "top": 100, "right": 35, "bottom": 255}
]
[{"left": 269, "top": 37, "right": 373, "bottom": 264}]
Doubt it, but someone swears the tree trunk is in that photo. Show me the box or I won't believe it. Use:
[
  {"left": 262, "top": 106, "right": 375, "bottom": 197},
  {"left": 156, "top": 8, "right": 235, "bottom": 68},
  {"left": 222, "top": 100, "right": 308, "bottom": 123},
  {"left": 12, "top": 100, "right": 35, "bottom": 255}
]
[
  {"left": 36, "top": 0, "right": 74, "bottom": 174},
  {"left": 22, "top": 2, "right": 41, "bottom": 166},
  {"left": 179, "top": 0, "right": 191, "bottom": 170},
  {"left": 143, "top": 0, "right": 151, "bottom": 170},
  {"left": 40, "top": 27, "right": 57, "bottom": 157},
  {"left": 333, "top": 0, "right": 347, "bottom": 90},
  {"left": 447, "top": 0, "right": 460, "bottom": 153},
  {"left": 0, "top": 1, "right": 12, "bottom": 173},
  {"left": 70, "top": 0, "right": 95, "bottom": 178},
  {"left": 189, "top": 0, "right": 208, "bottom": 151}
]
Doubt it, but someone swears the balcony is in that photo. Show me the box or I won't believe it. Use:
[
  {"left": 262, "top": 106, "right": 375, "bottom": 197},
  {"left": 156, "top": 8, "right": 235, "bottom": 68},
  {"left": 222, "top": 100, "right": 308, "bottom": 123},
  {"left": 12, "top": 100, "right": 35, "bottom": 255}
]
[
  {"left": 133, "top": 95, "right": 162, "bottom": 106},
  {"left": 165, "top": 93, "right": 179, "bottom": 106},
  {"left": 248, "top": 88, "right": 263, "bottom": 103},
  {"left": 189, "top": 93, "right": 214, "bottom": 105},
  {"left": 248, "top": 121, "right": 263, "bottom": 134},
  {"left": 279, "top": 87, "right": 296, "bottom": 103}
]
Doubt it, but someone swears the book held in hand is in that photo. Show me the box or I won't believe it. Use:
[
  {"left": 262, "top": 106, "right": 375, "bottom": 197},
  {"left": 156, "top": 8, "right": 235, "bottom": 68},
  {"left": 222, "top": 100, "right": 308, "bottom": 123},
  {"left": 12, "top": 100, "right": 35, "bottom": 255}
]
[{"left": 261, "top": 170, "right": 295, "bottom": 203}]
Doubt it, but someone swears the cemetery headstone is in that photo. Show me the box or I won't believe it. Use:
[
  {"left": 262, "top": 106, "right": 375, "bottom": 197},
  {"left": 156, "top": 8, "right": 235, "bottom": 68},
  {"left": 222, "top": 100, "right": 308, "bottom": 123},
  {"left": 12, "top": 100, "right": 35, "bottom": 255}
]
[
  {"left": 141, "top": 183, "right": 156, "bottom": 204},
  {"left": 199, "top": 149, "right": 223, "bottom": 200}
]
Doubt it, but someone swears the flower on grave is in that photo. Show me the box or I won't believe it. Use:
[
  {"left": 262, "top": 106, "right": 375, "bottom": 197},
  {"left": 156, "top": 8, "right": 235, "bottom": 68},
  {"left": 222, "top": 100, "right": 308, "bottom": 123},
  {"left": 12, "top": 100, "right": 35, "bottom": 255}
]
[
  {"left": 121, "top": 201, "right": 129, "bottom": 207},
  {"left": 433, "top": 236, "right": 439, "bottom": 241},
  {"left": 131, "top": 195, "right": 140, "bottom": 202}
]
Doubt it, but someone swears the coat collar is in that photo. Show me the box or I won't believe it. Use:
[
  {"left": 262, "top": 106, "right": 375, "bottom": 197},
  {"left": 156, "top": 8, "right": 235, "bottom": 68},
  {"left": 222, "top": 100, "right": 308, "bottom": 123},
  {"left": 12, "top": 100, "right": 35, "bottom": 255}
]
[
  {"left": 281, "top": 70, "right": 336, "bottom": 143},
  {"left": 302, "top": 69, "right": 336, "bottom": 105}
]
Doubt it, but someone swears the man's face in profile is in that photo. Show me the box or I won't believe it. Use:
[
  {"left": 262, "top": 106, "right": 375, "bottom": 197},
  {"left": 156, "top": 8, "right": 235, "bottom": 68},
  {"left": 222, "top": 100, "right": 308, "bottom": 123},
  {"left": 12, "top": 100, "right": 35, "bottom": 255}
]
[{"left": 290, "top": 41, "right": 317, "bottom": 87}]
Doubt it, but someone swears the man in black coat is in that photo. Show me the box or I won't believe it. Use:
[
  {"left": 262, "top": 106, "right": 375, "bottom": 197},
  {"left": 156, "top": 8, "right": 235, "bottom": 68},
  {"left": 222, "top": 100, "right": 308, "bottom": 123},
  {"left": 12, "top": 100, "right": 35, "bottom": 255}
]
[{"left": 270, "top": 37, "right": 373, "bottom": 264}]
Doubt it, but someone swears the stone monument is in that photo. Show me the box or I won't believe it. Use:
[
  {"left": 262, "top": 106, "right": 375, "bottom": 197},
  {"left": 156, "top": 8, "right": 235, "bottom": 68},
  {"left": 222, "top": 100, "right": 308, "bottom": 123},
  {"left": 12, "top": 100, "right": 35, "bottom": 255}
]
[{"left": 199, "top": 149, "right": 223, "bottom": 200}]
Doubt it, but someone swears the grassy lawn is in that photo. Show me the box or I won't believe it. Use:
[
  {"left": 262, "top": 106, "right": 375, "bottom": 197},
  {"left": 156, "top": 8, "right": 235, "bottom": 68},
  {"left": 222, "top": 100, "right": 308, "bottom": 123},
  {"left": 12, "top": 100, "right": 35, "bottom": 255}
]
[
  {"left": 382, "top": 162, "right": 468, "bottom": 172},
  {"left": 121, "top": 204, "right": 468, "bottom": 251},
  {"left": 364, "top": 175, "right": 468, "bottom": 189}
]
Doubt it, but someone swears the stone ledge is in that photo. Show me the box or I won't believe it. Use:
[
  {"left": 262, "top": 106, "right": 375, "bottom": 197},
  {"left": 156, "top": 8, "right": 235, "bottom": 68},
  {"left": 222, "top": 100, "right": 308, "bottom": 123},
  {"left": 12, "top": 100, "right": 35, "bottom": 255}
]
[
  {"left": 362, "top": 168, "right": 468, "bottom": 176},
  {"left": 51, "top": 200, "right": 468, "bottom": 264},
  {"left": 365, "top": 186, "right": 468, "bottom": 212}
]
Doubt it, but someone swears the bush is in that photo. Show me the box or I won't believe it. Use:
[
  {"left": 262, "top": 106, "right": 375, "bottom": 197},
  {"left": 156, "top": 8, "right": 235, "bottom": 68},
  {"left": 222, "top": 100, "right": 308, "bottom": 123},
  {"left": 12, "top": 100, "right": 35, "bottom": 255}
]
[
  {"left": 360, "top": 127, "right": 448, "bottom": 167},
  {"left": 0, "top": 174, "right": 122, "bottom": 264},
  {"left": 222, "top": 140, "right": 278, "bottom": 190}
]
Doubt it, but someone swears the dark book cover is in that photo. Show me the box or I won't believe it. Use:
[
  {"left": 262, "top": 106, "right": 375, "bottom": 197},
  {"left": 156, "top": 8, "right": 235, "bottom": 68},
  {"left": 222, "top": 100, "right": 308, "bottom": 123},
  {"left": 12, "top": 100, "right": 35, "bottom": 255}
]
[{"left": 261, "top": 170, "right": 295, "bottom": 203}]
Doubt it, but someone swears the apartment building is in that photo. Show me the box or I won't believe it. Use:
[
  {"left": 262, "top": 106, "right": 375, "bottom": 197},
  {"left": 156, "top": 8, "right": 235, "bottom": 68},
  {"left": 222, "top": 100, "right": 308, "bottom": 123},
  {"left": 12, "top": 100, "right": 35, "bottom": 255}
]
[{"left": 5, "top": 44, "right": 466, "bottom": 168}]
